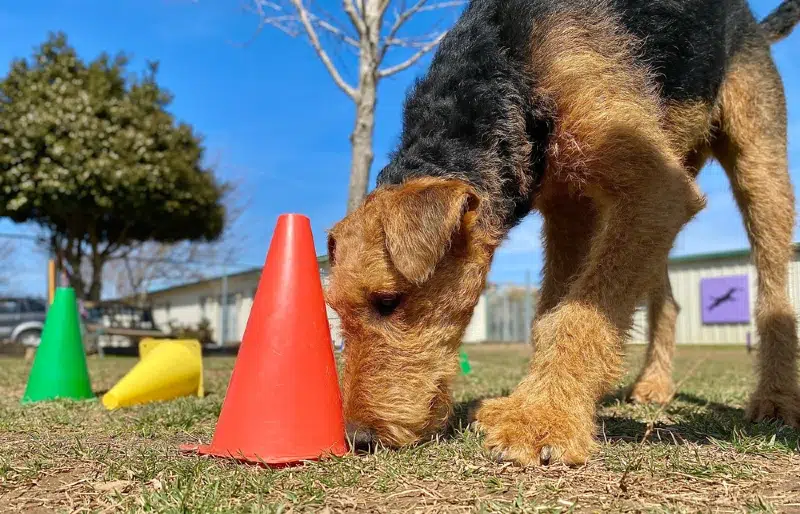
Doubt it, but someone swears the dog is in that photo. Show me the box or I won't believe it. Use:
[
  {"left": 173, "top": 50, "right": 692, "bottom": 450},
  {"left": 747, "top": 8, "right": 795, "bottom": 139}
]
[{"left": 324, "top": 0, "right": 800, "bottom": 466}]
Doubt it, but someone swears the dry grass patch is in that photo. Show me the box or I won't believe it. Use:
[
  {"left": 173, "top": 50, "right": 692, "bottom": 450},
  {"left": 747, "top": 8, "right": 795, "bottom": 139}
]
[{"left": 1, "top": 344, "right": 799, "bottom": 512}]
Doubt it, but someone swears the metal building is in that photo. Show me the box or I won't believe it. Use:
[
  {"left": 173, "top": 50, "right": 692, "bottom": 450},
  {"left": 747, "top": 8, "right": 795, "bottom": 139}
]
[
  {"left": 630, "top": 244, "right": 800, "bottom": 345},
  {"left": 463, "top": 284, "right": 537, "bottom": 343},
  {"left": 139, "top": 244, "right": 800, "bottom": 347},
  {"left": 141, "top": 255, "right": 539, "bottom": 346}
]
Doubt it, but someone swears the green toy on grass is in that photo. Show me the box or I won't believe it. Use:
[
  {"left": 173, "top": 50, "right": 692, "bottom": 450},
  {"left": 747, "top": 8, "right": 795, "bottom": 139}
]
[{"left": 459, "top": 349, "right": 472, "bottom": 375}]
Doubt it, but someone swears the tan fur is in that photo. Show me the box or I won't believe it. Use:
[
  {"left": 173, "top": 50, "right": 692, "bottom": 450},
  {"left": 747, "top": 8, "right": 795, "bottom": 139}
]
[
  {"left": 629, "top": 45, "right": 800, "bottom": 422},
  {"left": 533, "top": 186, "right": 598, "bottom": 318},
  {"left": 327, "top": 2, "right": 798, "bottom": 468},
  {"left": 712, "top": 45, "right": 800, "bottom": 426},
  {"left": 382, "top": 179, "right": 480, "bottom": 284},
  {"left": 485, "top": 6, "right": 705, "bottom": 466},
  {"left": 663, "top": 100, "right": 718, "bottom": 158},
  {"left": 629, "top": 268, "right": 679, "bottom": 404},
  {"left": 326, "top": 178, "right": 499, "bottom": 446}
]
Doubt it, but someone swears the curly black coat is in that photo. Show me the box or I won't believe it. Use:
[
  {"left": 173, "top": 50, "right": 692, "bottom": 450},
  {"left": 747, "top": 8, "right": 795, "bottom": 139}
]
[{"left": 376, "top": 0, "right": 798, "bottom": 229}]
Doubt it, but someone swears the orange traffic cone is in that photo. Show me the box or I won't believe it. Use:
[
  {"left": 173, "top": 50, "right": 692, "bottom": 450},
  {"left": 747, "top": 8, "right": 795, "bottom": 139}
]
[{"left": 181, "top": 213, "right": 347, "bottom": 465}]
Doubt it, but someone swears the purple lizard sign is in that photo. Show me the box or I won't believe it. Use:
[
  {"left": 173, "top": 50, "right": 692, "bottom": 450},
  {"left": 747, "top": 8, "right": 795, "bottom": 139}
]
[{"left": 700, "top": 275, "right": 750, "bottom": 324}]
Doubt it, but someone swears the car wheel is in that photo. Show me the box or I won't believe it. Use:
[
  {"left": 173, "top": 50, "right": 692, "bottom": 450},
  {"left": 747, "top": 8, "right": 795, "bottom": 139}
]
[{"left": 16, "top": 329, "right": 41, "bottom": 347}]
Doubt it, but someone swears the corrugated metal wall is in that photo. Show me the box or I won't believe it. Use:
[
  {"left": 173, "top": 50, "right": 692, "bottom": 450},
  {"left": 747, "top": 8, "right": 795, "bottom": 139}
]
[
  {"left": 630, "top": 253, "right": 800, "bottom": 345},
  {"left": 481, "top": 285, "right": 536, "bottom": 342},
  {"left": 147, "top": 249, "right": 800, "bottom": 347}
]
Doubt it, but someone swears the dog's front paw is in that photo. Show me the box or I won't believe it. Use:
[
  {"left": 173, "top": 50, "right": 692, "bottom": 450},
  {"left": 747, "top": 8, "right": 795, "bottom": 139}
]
[
  {"left": 746, "top": 385, "right": 800, "bottom": 428},
  {"left": 628, "top": 375, "right": 674, "bottom": 405},
  {"left": 474, "top": 395, "right": 596, "bottom": 467}
]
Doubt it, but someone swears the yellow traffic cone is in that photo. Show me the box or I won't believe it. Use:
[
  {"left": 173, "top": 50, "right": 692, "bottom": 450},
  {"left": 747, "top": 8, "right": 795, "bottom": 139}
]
[{"left": 102, "top": 338, "right": 204, "bottom": 410}]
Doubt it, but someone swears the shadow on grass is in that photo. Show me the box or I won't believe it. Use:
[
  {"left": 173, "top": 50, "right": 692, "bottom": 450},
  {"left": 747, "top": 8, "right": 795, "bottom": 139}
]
[
  {"left": 602, "top": 391, "right": 800, "bottom": 449},
  {"left": 441, "top": 391, "right": 800, "bottom": 450}
]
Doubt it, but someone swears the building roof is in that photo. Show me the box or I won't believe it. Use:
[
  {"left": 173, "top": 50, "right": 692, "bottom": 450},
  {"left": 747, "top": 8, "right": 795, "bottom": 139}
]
[
  {"left": 669, "top": 242, "right": 800, "bottom": 265},
  {"left": 146, "top": 255, "right": 330, "bottom": 297},
  {"left": 144, "top": 243, "right": 800, "bottom": 298}
]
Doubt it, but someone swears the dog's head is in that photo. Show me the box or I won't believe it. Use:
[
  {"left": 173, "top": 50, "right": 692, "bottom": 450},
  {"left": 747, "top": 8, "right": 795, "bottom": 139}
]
[{"left": 325, "top": 177, "right": 495, "bottom": 450}]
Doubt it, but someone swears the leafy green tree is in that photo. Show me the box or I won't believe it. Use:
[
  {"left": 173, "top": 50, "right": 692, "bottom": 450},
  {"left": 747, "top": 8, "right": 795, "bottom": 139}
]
[{"left": 0, "top": 32, "right": 227, "bottom": 300}]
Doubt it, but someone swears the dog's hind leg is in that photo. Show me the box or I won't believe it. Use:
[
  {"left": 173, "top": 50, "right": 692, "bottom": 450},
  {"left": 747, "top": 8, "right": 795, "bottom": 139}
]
[
  {"left": 628, "top": 266, "right": 679, "bottom": 404},
  {"left": 713, "top": 45, "right": 800, "bottom": 427},
  {"left": 629, "top": 141, "right": 712, "bottom": 405}
]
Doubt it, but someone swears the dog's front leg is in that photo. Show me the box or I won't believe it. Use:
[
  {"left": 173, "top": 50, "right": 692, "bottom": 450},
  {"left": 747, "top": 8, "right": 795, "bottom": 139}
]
[{"left": 476, "top": 145, "right": 706, "bottom": 466}]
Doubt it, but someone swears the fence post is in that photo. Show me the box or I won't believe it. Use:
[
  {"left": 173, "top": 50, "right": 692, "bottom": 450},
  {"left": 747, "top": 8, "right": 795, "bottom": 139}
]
[
  {"left": 220, "top": 263, "right": 228, "bottom": 347},
  {"left": 525, "top": 270, "right": 533, "bottom": 345}
]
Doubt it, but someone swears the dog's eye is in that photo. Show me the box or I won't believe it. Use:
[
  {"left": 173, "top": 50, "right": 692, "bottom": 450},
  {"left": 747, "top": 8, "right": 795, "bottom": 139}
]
[{"left": 371, "top": 293, "right": 404, "bottom": 317}]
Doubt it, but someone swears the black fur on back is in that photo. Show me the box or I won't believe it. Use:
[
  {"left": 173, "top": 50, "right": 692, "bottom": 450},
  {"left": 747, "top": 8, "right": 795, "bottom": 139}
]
[
  {"left": 377, "top": 0, "right": 554, "bottom": 229},
  {"left": 614, "top": 0, "right": 752, "bottom": 102},
  {"left": 376, "top": 0, "right": 776, "bottom": 229}
]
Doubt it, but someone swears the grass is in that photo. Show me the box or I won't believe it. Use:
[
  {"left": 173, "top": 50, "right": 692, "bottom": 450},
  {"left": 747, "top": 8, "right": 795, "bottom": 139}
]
[{"left": 1, "top": 343, "right": 799, "bottom": 512}]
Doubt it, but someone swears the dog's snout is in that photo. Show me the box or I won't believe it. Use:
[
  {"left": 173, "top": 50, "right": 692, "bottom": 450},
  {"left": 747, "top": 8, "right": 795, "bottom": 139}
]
[{"left": 345, "top": 422, "right": 376, "bottom": 453}]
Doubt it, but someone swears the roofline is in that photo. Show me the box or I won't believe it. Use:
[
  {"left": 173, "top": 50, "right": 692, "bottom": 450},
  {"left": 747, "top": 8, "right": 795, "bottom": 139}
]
[
  {"left": 141, "top": 243, "right": 800, "bottom": 298},
  {"left": 669, "top": 242, "right": 800, "bottom": 264},
  {"left": 144, "top": 255, "right": 330, "bottom": 297}
]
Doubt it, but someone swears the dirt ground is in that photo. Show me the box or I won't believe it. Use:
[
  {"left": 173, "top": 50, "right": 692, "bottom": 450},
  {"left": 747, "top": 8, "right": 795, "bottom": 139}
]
[{"left": 1, "top": 343, "right": 799, "bottom": 513}]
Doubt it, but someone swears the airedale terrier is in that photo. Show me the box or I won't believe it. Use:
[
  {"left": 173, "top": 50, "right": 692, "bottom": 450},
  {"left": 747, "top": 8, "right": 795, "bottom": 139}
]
[{"left": 325, "top": 0, "right": 800, "bottom": 466}]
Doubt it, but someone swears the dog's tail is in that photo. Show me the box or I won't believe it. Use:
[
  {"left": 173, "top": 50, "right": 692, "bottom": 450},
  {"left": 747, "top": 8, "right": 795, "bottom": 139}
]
[{"left": 760, "top": 0, "right": 800, "bottom": 43}]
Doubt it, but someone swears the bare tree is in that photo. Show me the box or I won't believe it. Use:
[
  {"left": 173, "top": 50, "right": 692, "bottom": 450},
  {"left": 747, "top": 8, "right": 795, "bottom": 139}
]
[{"left": 248, "top": 0, "right": 464, "bottom": 213}]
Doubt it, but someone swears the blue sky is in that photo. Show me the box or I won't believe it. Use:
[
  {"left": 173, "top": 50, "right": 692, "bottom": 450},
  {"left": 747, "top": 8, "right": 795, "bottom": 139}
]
[{"left": 0, "top": 0, "right": 798, "bottom": 297}]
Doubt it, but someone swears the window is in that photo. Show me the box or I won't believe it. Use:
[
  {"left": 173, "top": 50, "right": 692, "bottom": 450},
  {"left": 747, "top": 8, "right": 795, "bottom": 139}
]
[{"left": 0, "top": 300, "right": 20, "bottom": 314}]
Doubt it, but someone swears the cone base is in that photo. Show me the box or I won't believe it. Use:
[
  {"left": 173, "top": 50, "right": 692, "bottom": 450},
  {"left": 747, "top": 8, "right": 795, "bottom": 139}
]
[
  {"left": 179, "top": 442, "right": 348, "bottom": 466},
  {"left": 21, "top": 394, "right": 96, "bottom": 405}
]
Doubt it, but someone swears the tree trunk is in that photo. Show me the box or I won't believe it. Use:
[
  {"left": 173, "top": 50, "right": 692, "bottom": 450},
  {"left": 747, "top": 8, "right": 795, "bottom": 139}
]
[
  {"left": 347, "top": 98, "right": 375, "bottom": 214},
  {"left": 54, "top": 238, "right": 106, "bottom": 301},
  {"left": 87, "top": 263, "right": 103, "bottom": 301},
  {"left": 65, "top": 254, "right": 86, "bottom": 299},
  {"left": 87, "top": 244, "right": 104, "bottom": 302},
  {"left": 346, "top": 32, "right": 380, "bottom": 214}
]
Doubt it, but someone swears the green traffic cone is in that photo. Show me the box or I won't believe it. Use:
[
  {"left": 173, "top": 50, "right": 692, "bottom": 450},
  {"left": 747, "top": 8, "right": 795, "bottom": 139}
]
[
  {"left": 459, "top": 349, "right": 472, "bottom": 375},
  {"left": 21, "top": 287, "right": 94, "bottom": 403}
]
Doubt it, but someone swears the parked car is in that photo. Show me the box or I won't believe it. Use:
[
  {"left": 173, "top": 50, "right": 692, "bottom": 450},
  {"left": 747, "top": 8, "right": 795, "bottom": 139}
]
[{"left": 0, "top": 296, "right": 47, "bottom": 348}]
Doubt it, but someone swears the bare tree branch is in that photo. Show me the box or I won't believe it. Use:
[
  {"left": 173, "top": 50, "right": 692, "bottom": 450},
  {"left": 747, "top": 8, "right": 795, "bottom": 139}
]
[
  {"left": 255, "top": 0, "right": 358, "bottom": 98},
  {"left": 382, "top": 0, "right": 428, "bottom": 59},
  {"left": 342, "top": 0, "right": 366, "bottom": 33},
  {"left": 252, "top": 0, "right": 361, "bottom": 48},
  {"left": 377, "top": 0, "right": 393, "bottom": 19},
  {"left": 289, "top": 0, "right": 358, "bottom": 97},
  {"left": 378, "top": 31, "right": 445, "bottom": 77},
  {"left": 384, "top": 33, "right": 445, "bottom": 48},
  {"left": 231, "top": 0, "right": 463, "bottom": 211},
  {"left": 416, "top": 0, "right": 464, "bottom": 12},
  {"left": 316, "top": 18, "right": 361, "bottom": 47},
  {"left": 379, "top": 0, "right": 462, "bottom": 63}
]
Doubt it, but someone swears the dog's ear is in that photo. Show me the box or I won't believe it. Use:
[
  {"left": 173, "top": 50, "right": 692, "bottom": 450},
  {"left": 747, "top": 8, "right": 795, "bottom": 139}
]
[{"left": 382, "top": 180, "right": 480, "bottom": 285}]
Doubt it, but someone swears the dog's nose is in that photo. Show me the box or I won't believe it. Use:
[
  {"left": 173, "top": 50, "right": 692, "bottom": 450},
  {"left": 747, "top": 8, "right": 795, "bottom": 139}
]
[{"left": 345, "top": 422, "right": 376, "bottom": 452}]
